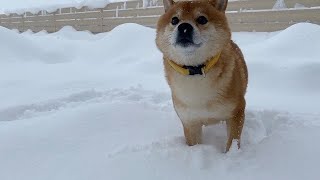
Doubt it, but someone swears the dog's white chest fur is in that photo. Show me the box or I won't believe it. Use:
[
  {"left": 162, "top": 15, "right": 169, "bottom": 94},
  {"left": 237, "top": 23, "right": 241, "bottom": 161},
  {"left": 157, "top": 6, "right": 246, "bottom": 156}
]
[{"left": 171, "top": 72, "right": 233, "bottom": 124}]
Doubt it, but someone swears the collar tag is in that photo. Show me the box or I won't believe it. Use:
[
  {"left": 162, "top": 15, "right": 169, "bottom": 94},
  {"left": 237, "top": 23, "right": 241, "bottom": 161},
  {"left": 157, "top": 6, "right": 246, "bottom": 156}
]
[
  {"left": 183, "top": 65, "right": 204, "bottom": 75},
  {"left": 201, "top": 67, "right": 206, "bottom": 78}
]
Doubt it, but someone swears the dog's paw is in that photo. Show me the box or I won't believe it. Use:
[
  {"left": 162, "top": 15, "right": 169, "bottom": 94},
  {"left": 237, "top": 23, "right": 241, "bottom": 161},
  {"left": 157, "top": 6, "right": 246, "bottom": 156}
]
[{"left": 226, "top": 139, "right": 241, "bottom": 154}]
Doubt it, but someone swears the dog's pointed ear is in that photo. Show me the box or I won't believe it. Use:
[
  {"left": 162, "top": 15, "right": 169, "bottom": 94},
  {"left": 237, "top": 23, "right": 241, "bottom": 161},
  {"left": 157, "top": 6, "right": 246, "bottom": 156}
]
[
  {"left": 163, "top": 0, "right": 174, "bottom": 12},
  {"left": 208, "top": 0, "right": 228, "bottom": 12}
]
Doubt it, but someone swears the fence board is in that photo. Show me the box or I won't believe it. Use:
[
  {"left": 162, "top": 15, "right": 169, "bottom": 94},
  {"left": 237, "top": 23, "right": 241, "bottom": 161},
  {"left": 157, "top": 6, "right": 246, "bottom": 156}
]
[
  {"left": 60, "top": 7, "right": 72, "bottom": 14},
  {"left": 103, "top": 16, "right": 159, "bottom": 26},
  {"left": 118, "top": 7, "right": 163, "bottom": 17},
  {"left": 24, "top": 20, "right": 53, "bottom": 27},
  {"left": 231, "top": 22, "right": 293, "bottom": 32},
  {"left": 55, "top": 11, "right": 100, "bottom": 20},
  {"left": 227, "top": 8, "right": 320, "bottom": 24},
  {"left": 156, "top": 0, "right": 320, "bottom": 10},
  {"left": 105, "top": 2, "right": 125, "bottom": 10},
  {"left": 56, "top": 19, "right": 102, "bottom": 26},
  {"left": 24, "top": 26, "right": 56, "bottom": 33},
  {"left": 71, "top": 7, "right": 87, "bottom": 13},
  {"left": 227, "top": 0, "right": 274, "bottom": 11},
  {"left": 24, "top": 15, "right": 55, "bottom": 22},
  {"left": 102, "top": 10, "right": 117, "bottom": 18},
  {"left": 1, "top": 17, "right": 23, "bottom": 23},
  {"left": 74, "top": 25, "right": 102, "bottom": 33},
  {"left": 284, "top": 0, "right": 320, "bottom": 8},
  {"left": 125, "top": 0, "right": 143, "bottom": 9}
]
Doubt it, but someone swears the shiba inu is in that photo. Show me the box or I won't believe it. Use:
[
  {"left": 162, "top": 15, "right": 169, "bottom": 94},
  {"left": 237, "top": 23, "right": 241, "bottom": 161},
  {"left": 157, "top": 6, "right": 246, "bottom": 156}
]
[{"left": 156, "top": 0, "right": 248, "bottom": 152}]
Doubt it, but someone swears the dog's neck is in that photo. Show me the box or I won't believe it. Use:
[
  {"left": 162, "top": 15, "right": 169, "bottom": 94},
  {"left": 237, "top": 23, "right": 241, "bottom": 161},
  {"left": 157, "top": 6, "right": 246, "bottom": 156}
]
[
  {"left": 168, "top": 47, "right": 223, "bottom": 67},
  {"left": 167, "top": 39, "right": 230, "bottom": 67},
  {"left": 167, "top": 51, "right": 222, "bottom": 76}
]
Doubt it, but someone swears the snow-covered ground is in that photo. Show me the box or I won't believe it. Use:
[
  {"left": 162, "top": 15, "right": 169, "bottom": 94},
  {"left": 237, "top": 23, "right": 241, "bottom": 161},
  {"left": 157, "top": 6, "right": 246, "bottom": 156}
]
[
  {"left": 0, "top": 0, "right": 126, "bottom": 14},
  {"left": 0, "top": 23, "right": 320, "bottom": 180}
]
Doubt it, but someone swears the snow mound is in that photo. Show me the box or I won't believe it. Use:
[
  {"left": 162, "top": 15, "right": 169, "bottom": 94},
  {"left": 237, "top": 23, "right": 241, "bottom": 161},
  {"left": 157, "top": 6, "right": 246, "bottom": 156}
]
[
  {"left": 0, "top": 26, "right": 41, "bottom": 63},
  {"left": 95, "top": 23, "right": 161, "bottom": 67},
  {"left": 244, "top": 23, "right": 320, "bottom": 64},
  {"left": 0, "top": 0, "right": 117, "bottom": 15},
  {"left": 0, "top": 22, "right": 320, "bottom": 180},
  {"left": 240, "top": 23, "right": 320, "bottom": 103},
  {"left": 49, "top": 26, "right": 99, "bottom": 41},
  {"left": 34, "top": 30, "right": 49, "bottom": 36},
  {"left": 264, "top": 23, "right": 320, "bottom": 60}
]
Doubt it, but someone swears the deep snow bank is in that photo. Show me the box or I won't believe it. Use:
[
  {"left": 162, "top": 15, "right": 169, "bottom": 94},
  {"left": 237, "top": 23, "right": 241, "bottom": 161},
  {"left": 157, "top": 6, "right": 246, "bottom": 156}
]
[
  {"left": 2, "top": 22, "right": 319, "bottom": 112},
  {"left": 238, "top": 23, "right": 320, "bottom": 112},
  {"left": 244, "top": 23, "right": 320, "bottom": 65},
  {"left": 0, "top": 23, "right": 319, "bottom": 180},
  {"left": 0, "top": 0, "right": 115, "bottom": 14}
]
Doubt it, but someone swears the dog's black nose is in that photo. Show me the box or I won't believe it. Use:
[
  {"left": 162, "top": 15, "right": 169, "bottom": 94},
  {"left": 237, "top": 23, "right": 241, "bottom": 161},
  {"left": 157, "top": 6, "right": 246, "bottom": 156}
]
[
  {"left": 178, "top": 23, "right": 193, "bottom": 35},
  {"left": 177, "top": 23, "right": 194, "bottom": 47}
]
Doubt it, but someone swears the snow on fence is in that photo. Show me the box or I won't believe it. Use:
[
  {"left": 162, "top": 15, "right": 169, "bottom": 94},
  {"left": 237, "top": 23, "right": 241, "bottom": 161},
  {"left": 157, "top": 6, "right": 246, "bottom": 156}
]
[{"left": 0, "top": 0, "right": 319, "bottom": 33}]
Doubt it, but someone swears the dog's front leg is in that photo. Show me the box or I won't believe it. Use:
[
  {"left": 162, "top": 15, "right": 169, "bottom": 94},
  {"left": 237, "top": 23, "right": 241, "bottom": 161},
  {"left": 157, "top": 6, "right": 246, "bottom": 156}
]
[
  {"left": 182, "top": 122, "right": 203, "bottom": 146},
  {"left": 225, "top": 108, "right": 245, "bottom": 152}
]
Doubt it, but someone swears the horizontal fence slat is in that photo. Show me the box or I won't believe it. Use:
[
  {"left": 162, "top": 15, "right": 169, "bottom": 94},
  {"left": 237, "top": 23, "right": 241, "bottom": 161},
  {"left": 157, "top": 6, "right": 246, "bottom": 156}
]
[
  {"left": 55, "top": 11, "right": 104, "bottom": 20},
  {"left": 227, "top": 0, "right": 275, "bottom": 11},
  {"left": 102, "top": 10, "right": 117, "bottom": 18},
  {"left": 103, "top": 16, "right": 159, "bottom": 26},
  {"left": 60, "top": 7, "right": 72, "bottom": 14},
  {"left": 125, "top": 0, "right": 143, "bottom": 9},
  {"left": 25, "top": 11, "right": 43, "bottom": 16},
  {"left": 230, "top": 22, "right": 299, "bottom": 32},
  {"left": 285, "top": 0, "right": 320, "bottom": 8},
  {"left": 56, "top": 19, "right": 101, "bottom": 26},
  {"left": 0, "top": 17, "right": 23, "bottom": 23},
  {"left": 24, "top": 15, "right": 55, "bottom": 22},
  {"left": 71, "top": 7, "right": 86, "bottom": 13},
  {"left": 104, "top": 2, "right": 125, "bottom": 10},
  {"left": 24, "top": 20, "right": 53, "bottom": 27},
  {"left": 73, "top": 25, "right": 102, "bottom": 33},
  {"left": 24, "top": 26, "right": 56, "bottom": 33},
  {"left": 118, "top": 7, "right": 163, "bottom": 17},
  {"left": 156, "top": 0, "right": 320, "bottom": 10},
  {"left": 227, "top": 9, "right": 320, "bottom": 24}
]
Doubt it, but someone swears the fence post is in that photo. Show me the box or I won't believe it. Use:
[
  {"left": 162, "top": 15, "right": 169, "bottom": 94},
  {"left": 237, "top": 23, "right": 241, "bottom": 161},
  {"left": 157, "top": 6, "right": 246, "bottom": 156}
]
[
  {"left": 100, "top": 8, "right": 104, "bottom": 33},
  {"left": 21, "top": 13, "right": 25, "bottom": 32},
  {"left": 116, "top": 6, "right": 119, "bottom": 17},
  {"left": 53, "top": 11, "right": 57, "bottom": 32},
  {"left": 8, "top": 14, "right": 12, "bottom": 30}
]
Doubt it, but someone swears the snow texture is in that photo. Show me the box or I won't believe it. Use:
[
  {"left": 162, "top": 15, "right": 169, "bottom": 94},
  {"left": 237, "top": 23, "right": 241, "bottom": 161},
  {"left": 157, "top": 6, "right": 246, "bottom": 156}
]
[
  {"left": 0, "top": 0, "right": 125, "bottom": 14},
  {"left": 0, "top": 23, "right": 320, "bottom": 180},
  {"left": 273, "top": 0, "right": 287, "bottom": 9}
]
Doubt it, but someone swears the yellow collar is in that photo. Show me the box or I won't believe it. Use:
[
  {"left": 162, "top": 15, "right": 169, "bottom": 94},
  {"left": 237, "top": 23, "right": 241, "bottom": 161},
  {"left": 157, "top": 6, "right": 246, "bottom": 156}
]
[{"left": 167, "top": 52, "right": 221, "bottom": 76}]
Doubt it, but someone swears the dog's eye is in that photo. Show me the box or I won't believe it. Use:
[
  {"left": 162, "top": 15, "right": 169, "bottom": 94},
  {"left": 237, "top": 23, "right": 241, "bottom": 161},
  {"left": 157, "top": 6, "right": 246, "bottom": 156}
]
[
  {"left": 196, "top": 16, "right": 208, "bottom": 25},
  {"left": 171, "top": 17, "right": 179, "bottom": 25}
]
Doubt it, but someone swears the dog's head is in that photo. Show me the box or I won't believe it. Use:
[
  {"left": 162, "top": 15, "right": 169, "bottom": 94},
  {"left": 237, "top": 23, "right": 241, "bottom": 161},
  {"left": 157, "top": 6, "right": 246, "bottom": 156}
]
[{"left": 156, "top": 0, "right": 231, "bottom": 66}]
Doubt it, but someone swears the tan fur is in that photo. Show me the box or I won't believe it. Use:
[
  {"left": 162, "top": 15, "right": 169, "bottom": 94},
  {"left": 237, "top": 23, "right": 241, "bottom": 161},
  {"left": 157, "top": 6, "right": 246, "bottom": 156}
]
[{"left": 156, "top": 0, "right": 248, "bottom": 152}]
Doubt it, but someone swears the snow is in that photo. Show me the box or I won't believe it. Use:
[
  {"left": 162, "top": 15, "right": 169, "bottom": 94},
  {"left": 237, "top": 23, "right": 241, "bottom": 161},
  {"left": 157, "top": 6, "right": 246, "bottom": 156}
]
[
  {"left": 0, "top": 22, "right": 320, "bottom": 180},
  {"left": 272, "top": 0, "right": 287, "bottom": 9},
  {"left": 0, "top": 0, "right": 127, "bottom": 14}
]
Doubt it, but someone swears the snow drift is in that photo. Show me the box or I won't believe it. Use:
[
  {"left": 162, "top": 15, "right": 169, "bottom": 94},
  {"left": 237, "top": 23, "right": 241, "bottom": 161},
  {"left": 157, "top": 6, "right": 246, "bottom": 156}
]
[{"left": 0, "top": 23, "right": 320, "bottom": 180}]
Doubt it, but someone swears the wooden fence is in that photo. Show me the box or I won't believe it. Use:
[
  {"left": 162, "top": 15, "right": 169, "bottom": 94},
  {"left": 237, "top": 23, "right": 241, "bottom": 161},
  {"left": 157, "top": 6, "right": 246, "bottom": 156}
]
[{"left": 0, "top": 0, "right": 319, "bottom": 33}]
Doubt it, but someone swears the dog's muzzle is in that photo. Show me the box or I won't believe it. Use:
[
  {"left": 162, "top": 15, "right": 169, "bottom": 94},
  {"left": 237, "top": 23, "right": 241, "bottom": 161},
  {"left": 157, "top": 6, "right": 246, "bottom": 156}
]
[{"left": 176, "top": 23, "right": 194, "bottom": 47}]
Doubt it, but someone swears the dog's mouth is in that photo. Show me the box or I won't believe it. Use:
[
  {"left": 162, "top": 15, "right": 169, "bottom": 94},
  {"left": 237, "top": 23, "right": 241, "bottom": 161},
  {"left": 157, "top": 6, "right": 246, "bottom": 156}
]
[{"left": 175, "top": 38, "right": 202, "bottom": 48}]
